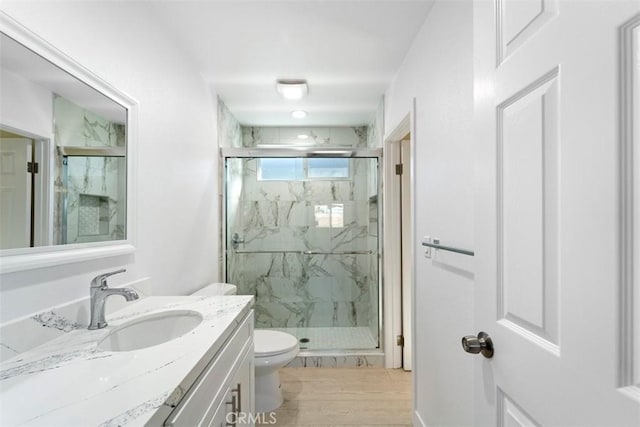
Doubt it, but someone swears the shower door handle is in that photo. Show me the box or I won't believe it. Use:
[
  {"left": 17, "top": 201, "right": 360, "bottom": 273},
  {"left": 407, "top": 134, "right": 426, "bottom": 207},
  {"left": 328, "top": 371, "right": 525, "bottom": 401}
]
[{"left": 231, "top": 233, "right": 245, "bottom": 249}]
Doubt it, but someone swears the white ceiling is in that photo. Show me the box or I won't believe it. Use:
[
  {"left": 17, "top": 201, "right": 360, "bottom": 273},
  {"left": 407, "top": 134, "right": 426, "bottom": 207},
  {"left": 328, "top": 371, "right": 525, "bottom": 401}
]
[{"left": 150, "top": 1, "right": 435, "bottom": 126}]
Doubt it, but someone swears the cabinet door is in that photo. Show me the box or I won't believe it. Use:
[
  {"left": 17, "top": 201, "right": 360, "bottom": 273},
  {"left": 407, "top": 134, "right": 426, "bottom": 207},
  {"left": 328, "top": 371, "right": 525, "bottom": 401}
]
[
  {"left": 233, "top": 348, "right": 254, "bottom": 422},
  {"left": 161, "top": 311, "right": 254, "bottom": 427},
  {"left": 200, "top": 334, "right": 254, "bottom": 427},
  {"left": 222, "top": 343, "right": 255, "bottom": 426},
  {"left": 206, "top": 389, "right": 233, "bottom": 427}
]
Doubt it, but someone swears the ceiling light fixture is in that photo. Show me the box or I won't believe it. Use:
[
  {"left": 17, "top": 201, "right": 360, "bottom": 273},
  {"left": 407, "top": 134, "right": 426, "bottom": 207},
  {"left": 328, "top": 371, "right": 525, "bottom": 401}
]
[
  {"left": 297, "top": 134, "right": 309, "bottom": 139},
  {"left": 277, "top": 80, "right": 308, "bottom": 100},
  {"left": 291, "top": 110, "right": 307, "bottom": 119}
]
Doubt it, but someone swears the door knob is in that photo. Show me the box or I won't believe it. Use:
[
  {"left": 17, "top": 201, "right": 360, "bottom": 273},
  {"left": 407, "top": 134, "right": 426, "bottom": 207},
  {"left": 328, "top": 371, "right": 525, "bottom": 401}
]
[{"left": 461, "top": 331, "right": 494, "bottom": 358}]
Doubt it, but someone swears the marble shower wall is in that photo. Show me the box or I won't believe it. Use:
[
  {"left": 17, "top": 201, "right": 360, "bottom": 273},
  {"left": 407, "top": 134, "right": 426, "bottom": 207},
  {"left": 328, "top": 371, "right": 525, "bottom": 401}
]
[
  {"left": 53, "top": 96, "right": 126, "bottom": 244},
  {"left": 218, "top": 98, "right": 244, "bottom": 264},
  {"left": 217, "top": 97, "right": 242, "bottom": 148},
  {"left": 367, "top": 196, "right": 379, "bottom": 341},
  {"left": 242, "top": 126, "right": 367, "bottom": 148},
  {"left": 366, "top": 96, "right": 384, "bottom": 148},
  {"left": 366, "top": 97, "right": 383, "bottom": 339},
  {"left": 227, "top": 127, "right": 380, "bottom": 347}
]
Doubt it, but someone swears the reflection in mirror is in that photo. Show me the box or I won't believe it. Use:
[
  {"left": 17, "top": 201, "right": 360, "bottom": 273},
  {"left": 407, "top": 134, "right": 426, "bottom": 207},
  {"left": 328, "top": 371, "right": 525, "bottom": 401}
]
[
  {"left": 53, "top": 96, "right": 126, "bottom": 245},
  {"left": 0, "top": 30, "right": 127, "bottom": 250}
]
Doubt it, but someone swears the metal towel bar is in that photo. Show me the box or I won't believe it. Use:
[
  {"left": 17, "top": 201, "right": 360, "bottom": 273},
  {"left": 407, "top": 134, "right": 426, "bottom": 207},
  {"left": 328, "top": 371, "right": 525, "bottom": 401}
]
[
  {"left": 421, "top": 239, "right": 474, "bottom": 256},
  {"left": 233, "top": 249, "right": 373, "bottom": 255}
]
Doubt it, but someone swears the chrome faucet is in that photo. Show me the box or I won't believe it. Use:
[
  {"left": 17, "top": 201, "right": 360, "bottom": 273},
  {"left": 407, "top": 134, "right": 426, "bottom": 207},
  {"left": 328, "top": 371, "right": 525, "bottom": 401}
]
[{"left": 88, "top": 269, "right": 139, "bottom": 330}]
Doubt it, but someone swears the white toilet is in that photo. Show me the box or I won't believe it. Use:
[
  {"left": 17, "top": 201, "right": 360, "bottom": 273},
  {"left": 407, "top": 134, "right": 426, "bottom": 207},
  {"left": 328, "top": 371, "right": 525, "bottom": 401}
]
[
  {"left": 190, "top": 284, "right": 299, "bottom": 413},
  {"left": 191, "top": 282, "right": 237, "bottom": 296},
  {"left": 254, "top": 330, "right": 299, "bottom": 413}
]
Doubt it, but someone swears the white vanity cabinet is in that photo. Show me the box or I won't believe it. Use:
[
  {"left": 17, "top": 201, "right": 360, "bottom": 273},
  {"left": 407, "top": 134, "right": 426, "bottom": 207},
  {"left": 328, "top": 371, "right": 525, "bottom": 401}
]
[
  {"left": 0, "top": 296, "right": 256, "bottom": 427},
  {"left": 153, "top": 310, "right": 255, "bottom": 427},
  {"left": 206, "top": 349, "right": 254, "bottom": 427}
]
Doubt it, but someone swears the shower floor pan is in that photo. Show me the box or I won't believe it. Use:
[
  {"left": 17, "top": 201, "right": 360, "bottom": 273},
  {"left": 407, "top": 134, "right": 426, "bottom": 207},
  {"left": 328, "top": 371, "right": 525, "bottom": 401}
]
[{"left": 271, "top": 326, "right": 378, "bottom": 351}]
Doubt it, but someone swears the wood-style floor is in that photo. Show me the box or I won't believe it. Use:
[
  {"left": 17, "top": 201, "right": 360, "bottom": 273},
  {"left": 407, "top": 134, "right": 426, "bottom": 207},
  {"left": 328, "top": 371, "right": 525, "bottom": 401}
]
[{"left": 257, "top": 368, "right": 412, "bottom": 426}]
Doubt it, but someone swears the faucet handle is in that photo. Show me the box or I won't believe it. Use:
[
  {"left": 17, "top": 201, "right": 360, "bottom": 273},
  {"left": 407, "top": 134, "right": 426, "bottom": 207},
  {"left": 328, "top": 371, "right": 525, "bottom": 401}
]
[{"left": 90, "top": 268, "right": 126, "bottom": 288}]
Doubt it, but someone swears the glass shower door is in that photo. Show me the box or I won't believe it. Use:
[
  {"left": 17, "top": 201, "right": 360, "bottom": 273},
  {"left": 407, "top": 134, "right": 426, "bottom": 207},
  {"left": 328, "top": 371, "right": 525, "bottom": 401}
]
[{"left": 225, "top": 154, "right": 380, "bottom": 351}]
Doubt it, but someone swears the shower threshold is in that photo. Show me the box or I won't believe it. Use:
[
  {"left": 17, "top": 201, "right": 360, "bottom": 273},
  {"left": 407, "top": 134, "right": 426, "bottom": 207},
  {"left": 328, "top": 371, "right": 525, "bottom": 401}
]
[{"left": 269, "top": 326, "right": 379, "bottom": 352}]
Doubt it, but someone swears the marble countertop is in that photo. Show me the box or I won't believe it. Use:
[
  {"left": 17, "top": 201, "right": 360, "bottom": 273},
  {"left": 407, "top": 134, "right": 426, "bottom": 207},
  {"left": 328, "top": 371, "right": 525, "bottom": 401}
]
[{"left": 0, "top": 295, "right": 254, "bottom": 427}]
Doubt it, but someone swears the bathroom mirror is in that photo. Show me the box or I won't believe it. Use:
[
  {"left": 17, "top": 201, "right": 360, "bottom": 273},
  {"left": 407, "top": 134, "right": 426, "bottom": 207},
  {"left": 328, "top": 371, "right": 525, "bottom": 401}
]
[{"left": 0, "top": 13, "right": 137, "bottom": 273}]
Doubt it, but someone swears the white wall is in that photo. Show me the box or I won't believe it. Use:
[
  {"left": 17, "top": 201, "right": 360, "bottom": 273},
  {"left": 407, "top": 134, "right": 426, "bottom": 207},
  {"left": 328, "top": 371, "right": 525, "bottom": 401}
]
[
  {"left": 384, "top": 1, "right": 474, "bottom": 425},
  {"left": 0, "top": 2, "right": 220, "bottom": 322}
]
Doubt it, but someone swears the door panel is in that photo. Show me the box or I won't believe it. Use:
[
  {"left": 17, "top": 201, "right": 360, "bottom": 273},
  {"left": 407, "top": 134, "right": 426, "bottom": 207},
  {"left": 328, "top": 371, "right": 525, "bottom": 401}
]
[
  {"left": 0, "top": 138, "right": 30, "bottom": 249},
  {"left": 475, "top": 0, "right": 640, "bottom": 425},
  {"left": 497, "top": 389, "right": 540, "bottom": 427},
  {"left": 498, "top": 69, "right": 560, "bottom": 351},
  {"left": 498, "top": 0, "right": 558, "bottom": 64}
]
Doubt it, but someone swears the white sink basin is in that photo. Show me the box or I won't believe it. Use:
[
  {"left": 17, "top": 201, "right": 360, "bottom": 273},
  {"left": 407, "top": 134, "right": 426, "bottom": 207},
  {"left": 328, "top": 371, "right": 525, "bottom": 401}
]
[{"left": 98, "top": 310, "right": 203, "bottom": 352}]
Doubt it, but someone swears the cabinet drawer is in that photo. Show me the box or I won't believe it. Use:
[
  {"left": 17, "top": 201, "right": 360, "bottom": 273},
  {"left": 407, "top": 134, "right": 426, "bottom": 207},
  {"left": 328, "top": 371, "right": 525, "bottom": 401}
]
[{"left": 165, "top": 310, "right": 254, "bottom": 426}]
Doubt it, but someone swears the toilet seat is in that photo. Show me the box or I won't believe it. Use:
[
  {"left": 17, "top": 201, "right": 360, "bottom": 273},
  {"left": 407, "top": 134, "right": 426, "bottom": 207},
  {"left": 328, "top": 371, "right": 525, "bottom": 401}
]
[
  {"left": 253, "top": 329, "right": 299, "bottom": 413},
  {"left": 255, "top": 330, "right": 298, "bottom": 357}
]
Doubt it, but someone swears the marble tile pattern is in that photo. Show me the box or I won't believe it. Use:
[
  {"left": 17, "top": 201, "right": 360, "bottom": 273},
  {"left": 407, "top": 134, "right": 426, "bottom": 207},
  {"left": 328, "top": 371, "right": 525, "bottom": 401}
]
[
  {"left": 285, "top": 354, "right": 384, "bottom": 368},
  {"left": 53, "top": 96, "right": 126, "bottom": 244},
  {"left": 227, "top": 149, "right": 380, "bottom": 344},
  {"left": 0, "top": 309, "right": 84, "bottom": 362},
  {"left": 218, "top": 98, "right": 243, "bottom": 270},
  {"left": 365, "top": 99, "right": 383, "bottom": 338},
  {"left": 217, "top": 96, "right": 243, "bottom": 148},
  {"left": 366, "top": 97, "right": 384, "bottom": 148},
  {"left": 0, "top": 296, "right": 254, "bottom": 427},
  {"left": 368, "top": 196, "right": 380, "bottom": 340},
  {"left": 242, "top": 126, "right": 368, "bottom": 148}
]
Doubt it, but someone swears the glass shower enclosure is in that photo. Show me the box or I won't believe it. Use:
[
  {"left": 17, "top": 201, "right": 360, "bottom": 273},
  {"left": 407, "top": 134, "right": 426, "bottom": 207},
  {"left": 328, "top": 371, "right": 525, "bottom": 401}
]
[
  {"left": 223, "top": 148, "right": 382, "bottom": 352},
  {"left": 57, "top": 146, "right": 126, "bottom": 245}
]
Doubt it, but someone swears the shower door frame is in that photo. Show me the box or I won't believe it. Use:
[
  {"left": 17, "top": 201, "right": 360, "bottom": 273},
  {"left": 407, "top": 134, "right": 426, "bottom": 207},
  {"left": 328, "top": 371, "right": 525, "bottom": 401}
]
[{"left": 220, "top": 147, "right": 384, "bottom": 352}]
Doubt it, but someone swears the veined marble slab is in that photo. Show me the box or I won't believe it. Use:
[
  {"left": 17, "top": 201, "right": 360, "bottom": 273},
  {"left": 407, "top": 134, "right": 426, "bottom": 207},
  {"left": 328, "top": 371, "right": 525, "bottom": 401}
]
[
  {"left": 0, "top": 278, "right": 152, "bottom": 362},
  {"left": 0, "top": 296, "right": 254, "bottom": 427},
  {"left": 286, "top": 354, "right": 384, "bottom": 368}
]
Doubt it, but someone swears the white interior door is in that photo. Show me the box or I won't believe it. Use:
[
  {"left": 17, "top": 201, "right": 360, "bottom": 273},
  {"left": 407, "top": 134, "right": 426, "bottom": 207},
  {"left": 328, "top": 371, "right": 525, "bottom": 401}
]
[
  {"left": 400, "top": 138, "right": 413, "bottom": 371},
  {"left": 0, "top": 138, "right": 31, "bottom": 249},
  {"left": 474, "top": 1, "right": 640, "bottom": 425}
]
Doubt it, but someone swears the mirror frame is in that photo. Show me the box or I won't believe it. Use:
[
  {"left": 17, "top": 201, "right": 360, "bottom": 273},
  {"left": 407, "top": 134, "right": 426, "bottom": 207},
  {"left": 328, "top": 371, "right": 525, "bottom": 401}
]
[
  {"left": 620, "top": 13, "right": 639, "bottom": 391},
  {"left": 0, "top": 12, "right": 138, "bottom": 273}
]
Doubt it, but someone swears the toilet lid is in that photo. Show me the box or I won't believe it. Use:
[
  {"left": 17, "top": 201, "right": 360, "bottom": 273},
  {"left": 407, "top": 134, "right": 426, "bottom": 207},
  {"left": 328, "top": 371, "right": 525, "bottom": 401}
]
[{"left": 254, "top": 330, "right": 298, "bottom": 357}]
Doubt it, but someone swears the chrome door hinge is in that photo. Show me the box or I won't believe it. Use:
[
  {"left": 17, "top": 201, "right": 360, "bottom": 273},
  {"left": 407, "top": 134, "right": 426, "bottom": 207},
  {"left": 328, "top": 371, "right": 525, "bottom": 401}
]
[
  {"left": 27, "top": 162, "right": 39, "bottom": 173},
  {"left": 396, "top": 335, "right": 404, "bottom": 347},
  {"left": 395, "top": 164, "right": 403, "bottom": 175}
]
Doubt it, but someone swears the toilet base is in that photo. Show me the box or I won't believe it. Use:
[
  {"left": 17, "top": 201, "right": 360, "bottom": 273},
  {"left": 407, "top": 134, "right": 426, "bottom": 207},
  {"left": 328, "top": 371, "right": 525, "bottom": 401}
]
[{"left": 255, "top": 370, "right": 283, "bottom": 413}]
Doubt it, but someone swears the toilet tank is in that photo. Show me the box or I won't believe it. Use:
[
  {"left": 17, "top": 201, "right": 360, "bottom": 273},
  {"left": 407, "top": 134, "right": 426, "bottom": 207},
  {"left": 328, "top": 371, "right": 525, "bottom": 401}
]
[{"left": 191, "top": 283, "right": 237, "bottom": 296}]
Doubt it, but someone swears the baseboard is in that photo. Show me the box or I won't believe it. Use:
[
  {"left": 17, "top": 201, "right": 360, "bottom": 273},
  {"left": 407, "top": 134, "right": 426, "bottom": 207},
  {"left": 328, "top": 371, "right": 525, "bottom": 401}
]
[{"left": 286, "top": 353, "right": 385, "bottom": 368}]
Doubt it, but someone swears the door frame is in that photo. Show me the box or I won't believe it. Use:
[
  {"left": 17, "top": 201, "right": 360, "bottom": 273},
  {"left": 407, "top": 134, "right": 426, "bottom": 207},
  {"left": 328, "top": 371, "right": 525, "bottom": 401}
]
[
  {"left": 0, "top": 124, "right": 52, "bottom": 247},
  {"left": 383, "top": 103, "right": 416, "bottom": 370}
]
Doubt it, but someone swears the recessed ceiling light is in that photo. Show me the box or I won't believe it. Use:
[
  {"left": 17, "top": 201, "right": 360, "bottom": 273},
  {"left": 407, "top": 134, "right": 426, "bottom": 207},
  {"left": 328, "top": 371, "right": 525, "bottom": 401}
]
[
  {"left": 291, "top": 110, "right": 307, "bottom": 119},
  {"left": 297, "top": 134, "right": 309, "bottom": 139},
  {"left": 276, "top": 80, "right": 308, "bottom": 100}
]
